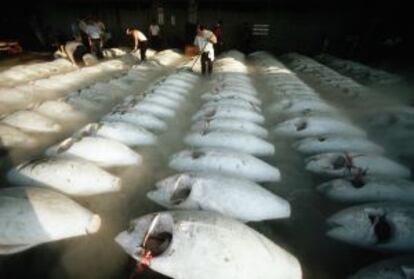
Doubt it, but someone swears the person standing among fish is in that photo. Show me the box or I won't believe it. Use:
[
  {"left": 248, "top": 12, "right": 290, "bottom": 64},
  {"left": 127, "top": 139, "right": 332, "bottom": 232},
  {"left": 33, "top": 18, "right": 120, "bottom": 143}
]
[
  {"left": 84, "top": 18, "right": 104, "bottom": 59},
  {"left": 126, "top": 28, "right": 148, "bottom": 61},
  {"left": 212, "top": 20, "right": 224, "bottom": 54},
  {"left": 194, "top": 24, "right": 217, "bottom": 76},
  {"left": 148, "top": 19, "right": 161, "bottom": 50}
]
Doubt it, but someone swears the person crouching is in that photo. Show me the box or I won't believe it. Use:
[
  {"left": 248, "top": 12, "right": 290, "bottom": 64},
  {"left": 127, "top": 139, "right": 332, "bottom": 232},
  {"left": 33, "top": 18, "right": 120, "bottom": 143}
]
[{"left": 126, "top": 28, "right": 148, "bottom": 62}]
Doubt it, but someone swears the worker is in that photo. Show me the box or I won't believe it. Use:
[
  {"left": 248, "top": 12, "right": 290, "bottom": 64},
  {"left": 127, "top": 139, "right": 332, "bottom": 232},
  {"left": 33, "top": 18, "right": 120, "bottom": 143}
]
[
  {"left": 194, "top": 24, "right": 217, "bottom": 76},
  {"left": 212, "top": 20, "right": 224, "bottom": 54},
  {"left": 71, "top": 19, "right": 82, "bottom": 41},
  {"left": 241, "top": 22, "right": 252, "bottom": 54},
  {"left": 126, "top": 28, "right": 148, "bottom": 61},
  {"left": 59, "top": 41, "right": 89, "bottom": 67},
  {"left": 149, "top": 19, "right": 161, "bottom": 50},
  {"left": 0, "top": 41, "right": 23, "bottom": 55},
  {"left": 84, "top": 18, "right": 104, "bottom": 59},
  {"left": 95, "top": 17, "right": 108, "bottom": 48}
]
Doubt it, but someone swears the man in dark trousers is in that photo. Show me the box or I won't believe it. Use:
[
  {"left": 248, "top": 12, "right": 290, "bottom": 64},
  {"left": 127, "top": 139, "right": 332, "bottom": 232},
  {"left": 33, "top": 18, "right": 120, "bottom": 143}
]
[
  {"left": 84, "top": 18, "right": 104, "bottom": 59},
  {"left": 126, "top": 28, "right": 148, "bottom": 61},
  {"left": 59, "top": 41, "right": 88, "bottom": 66},
  {"left": 213, "top": 20, "right": 224, "bottom": 54},
  {"left": 193, "top": 24, "right": 217, "bottom": 76},
  {"left": 148, "top": 19, "right": 161, "bottom": 50}
]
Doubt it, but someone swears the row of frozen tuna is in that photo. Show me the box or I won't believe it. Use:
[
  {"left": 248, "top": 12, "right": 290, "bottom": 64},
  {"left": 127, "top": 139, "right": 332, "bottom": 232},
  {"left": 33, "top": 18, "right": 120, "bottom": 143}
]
[
  {"left": 290, "top": 53, "right": 414, "bottom": 162},
  {"left": 115, "top": 53, "right": 302, "bottom": 279},
  {"left": 284, "top": 53, "right": 414, "bottom": 160},
  {"left": 282, "top": 52, "right": 376, "bottom": 100},
  {"left": 0, "top": 54, "right": 138, "bottom": 116},
  {"left": 213, "top": 50, "right": 250, "bottom": 73},
  {"left": 260, "top": 52, "right": 414, "bottom": 277},
  {"left": 363, "top": 101, "right": 414, "bottom": 162},
  {"left": 315, "top": 53, "right": 403, "bottom": 86},
  {"left": 278, "top": 53, "right": 414, "bottom": 200},
  {"left": 0, "top": 47, "right": 191, "bottom": 151},
  {"left": 0, "top": 58, "right": 77, "bottom": 88},
  {"left": 0, "top": 59, "right": 152, "bottom": 151},
  {"left": 156, "top": 71, "right": 289, "bottom": 220},
  {"left": 6, "top": 67, "right": 201, "bottom": 195},
  {"left": 0, "top": 59, "right": 197, "bottom": 255}
]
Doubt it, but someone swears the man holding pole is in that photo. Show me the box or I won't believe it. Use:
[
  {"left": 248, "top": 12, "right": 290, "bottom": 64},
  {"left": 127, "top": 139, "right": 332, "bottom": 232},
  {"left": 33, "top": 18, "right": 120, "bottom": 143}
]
[{"left": 193, "top": 24, "right": 217, "bottom": 76}]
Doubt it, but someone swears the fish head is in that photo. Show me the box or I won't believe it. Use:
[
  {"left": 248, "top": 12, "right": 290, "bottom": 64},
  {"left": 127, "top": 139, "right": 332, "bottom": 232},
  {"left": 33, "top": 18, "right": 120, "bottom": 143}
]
[
  {"left": 45, "top": 137, "right": 78, "bottom": 156},
  {"left": 76, "top": 123, "right": 101, "bottom": 138},
  {"left": 115, "top": 213, "right": 174, "bottom": 263},
  {"left": 326, "top": 205, "right": 390, "bottom": 247},
  {"left": 273, "top": 117, "right": 308, "bottom": 136},
  {"left": 280, "top": 99, "right": 294, "bottom": 110},
  {"left": 305, "top": 153, "right": 330, "bottom": 172},
  {"left": 295, "top": 136, "right": 330, "bottom": 151},
  {"left": 317, "top": 178, "right": 366, "bottom": 200},
  {"left": 306, "top": 153, "right": 356, "bottom": 176},
  {"left": 191, "top": 119, "right": 212, "bottom": 133},
  {"left": 148, "top": 174, "right": 195, "bottom": 208}
]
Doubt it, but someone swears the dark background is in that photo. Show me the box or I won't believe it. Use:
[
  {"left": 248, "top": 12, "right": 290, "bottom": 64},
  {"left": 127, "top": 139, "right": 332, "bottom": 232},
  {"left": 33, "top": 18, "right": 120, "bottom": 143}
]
[{"left": 1, "top": 0, "right": 412, "bottom": 72}]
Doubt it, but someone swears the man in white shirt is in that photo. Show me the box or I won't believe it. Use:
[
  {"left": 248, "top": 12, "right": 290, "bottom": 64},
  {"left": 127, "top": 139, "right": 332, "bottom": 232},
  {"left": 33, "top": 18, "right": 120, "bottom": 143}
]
[
  {"left": 126, "top": 28, "right": 148, "bottom": 61},
  {"left": 85, "top": 19, "right": 103, "bottom": 59},
  {"left": 149, "top": 20, "right": 161, "bottom": 50},
  {"left": 193, "top": 24, "right": 217, "bottom": 76}
]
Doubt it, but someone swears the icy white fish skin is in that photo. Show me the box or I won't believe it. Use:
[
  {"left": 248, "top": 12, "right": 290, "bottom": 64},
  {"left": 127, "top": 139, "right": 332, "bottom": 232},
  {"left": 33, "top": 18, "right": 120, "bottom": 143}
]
[
  {"left": 0, "top": 87, "right": 35, "bottom": 108},
  {"left": 267, "top": 98, "right": 338, "bottom": 115},
  {"left": 212, "top": 85, "right": 258, "bottom": 96},
  {"left": 66, "top": 95, "right": 102, "bottom": 113},
  {"left": 147, "top": 173, "right": 290, "bottom": 221},
  {"left": 161, "top": 79, "right": 194, "bottom": 90},
  {"left": 151, "top": 89, "right": 187, "bottom": 102},
  {"left": 293, "top": 136, "right": 384, "bottom": 155},
  {"left": 0, "top": 124, "right": 38, "bottom": 148},
  {"left": 305, "top": 152, "right": 411, "bottom": 178},
  {"left": 192, "top": 106, "right": 265, "bottom": 124},
  {"left": 367, "top": 106, "right": 414, "bottom": 128},
  {"left": 272, "top": 116, "right": 366, "bottom": 138},
  {"left": 326, "top": 203, "right": 414, "bottom": 251},
  {"left": 132, "top": 101, "right": 176, "bottom": 119},
  {"left": 184, "top": 130, "right": 275, "bottom": 156},
  {"left": 0, "top": 187, "right": 101, "bottom": 255},
  {"left": 271, "top": 91, "right": 319, "bottom": 102},
  {"left": 202, "top": 98, "right": 261, "bottom": 111},
  {"left": 115, "top": 211, "right": 301, "bottom": 279},
  {"left": 76, "top": 121, "right": 157, "bottom": 147},
  {"left": 191, "top": 118, "right": 268, "bottom": 138},
  {"left": 2, "top": 110, "right": 61, "bottom": 133},
  {"left": 169, "top": 148, "right": 281, "bottom": 182},
  {"left": 34, "top": 100, "right": 86, "bottom": 122},
  {"left": 143, "top": 94, "right": 181, "bottom": 109},
  {"left": 201, "top": 92, "right": 262, "bottom": 105},
  {"left": 45, "top": 136, "right": 142, "bottom": 167},
  {"left": 318, "top": 175, "right": 414, "bottom": 203},
  {"left": 200, "top": 102, "right": 262, "bottom": 114},
  {"left": 7, "top": 158, "right": 121, "bottom": 196},
  {"left": 103, "top": 110, "right": 167, "bottom": 132},
  {"left": 348, "top": 257, "right": 414, "bottom": 279}
]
